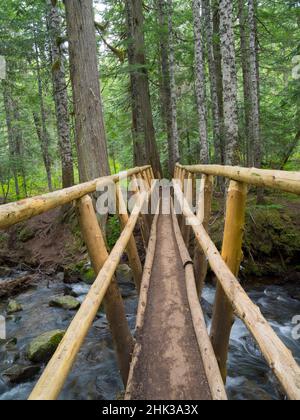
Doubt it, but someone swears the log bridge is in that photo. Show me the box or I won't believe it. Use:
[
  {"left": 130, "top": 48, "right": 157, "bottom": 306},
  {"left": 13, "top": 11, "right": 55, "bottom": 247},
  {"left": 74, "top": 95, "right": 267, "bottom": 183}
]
[{"left": 0, "top": 164, "right": 300, "bottom": 400}]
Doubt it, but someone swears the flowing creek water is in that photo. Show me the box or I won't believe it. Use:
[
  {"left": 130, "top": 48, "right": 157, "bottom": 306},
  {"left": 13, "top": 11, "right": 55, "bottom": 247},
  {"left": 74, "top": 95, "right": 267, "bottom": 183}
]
[{"left": 0, "top": 269, "right": 299, "bottom": 400}]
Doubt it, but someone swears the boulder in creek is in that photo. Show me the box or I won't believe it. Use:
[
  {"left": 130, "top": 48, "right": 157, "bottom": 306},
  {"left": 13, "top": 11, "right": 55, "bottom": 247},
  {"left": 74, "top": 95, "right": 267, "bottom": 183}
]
[
  {"left": 7, "top": 300, "right": 23, "bottom": 315},
  {"left": 27, "top": 330, "right": 65, "bottom": 363},
  {"left": 49, "top": 295, "right": 80, "bottom": 310},
  {"left": 2, "top": 364, "right": 40, "bottom": 384},
  {"left": 116, "top": 264, "right": 133, "bottom": 282}
]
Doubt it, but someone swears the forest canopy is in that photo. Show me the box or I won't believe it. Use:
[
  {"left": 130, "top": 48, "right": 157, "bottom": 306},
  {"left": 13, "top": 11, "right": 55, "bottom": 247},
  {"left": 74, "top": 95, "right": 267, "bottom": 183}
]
[{"left": 0, "top": 0, "right": 299, "bottom": 202}]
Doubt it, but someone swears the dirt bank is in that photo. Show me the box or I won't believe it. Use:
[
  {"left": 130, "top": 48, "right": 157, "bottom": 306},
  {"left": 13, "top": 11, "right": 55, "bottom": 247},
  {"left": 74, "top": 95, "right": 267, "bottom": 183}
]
[{"left": 0, "top": 191, "right": 299, "bottom": 284}]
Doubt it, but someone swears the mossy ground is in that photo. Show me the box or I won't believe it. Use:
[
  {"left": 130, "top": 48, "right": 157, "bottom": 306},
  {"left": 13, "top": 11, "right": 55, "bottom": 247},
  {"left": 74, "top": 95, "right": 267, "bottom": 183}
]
[{"left": 210, "top": 190, "right": 300, "bottom": 280}]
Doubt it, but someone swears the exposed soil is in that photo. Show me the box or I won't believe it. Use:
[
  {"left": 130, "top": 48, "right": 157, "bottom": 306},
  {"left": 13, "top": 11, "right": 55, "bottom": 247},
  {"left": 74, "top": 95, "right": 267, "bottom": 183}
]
[
  {"left": 0, "top": 207, "right": 85, "bottom": 271},
  {"left": 129, "top": 213, "right": 211, "bottom": 400}
]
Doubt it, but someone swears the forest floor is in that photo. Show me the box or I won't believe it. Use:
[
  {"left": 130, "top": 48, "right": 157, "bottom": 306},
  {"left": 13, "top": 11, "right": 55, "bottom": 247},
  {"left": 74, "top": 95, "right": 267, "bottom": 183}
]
[{"left": 0, "top": 190, "right": 299, "bottom": 287}]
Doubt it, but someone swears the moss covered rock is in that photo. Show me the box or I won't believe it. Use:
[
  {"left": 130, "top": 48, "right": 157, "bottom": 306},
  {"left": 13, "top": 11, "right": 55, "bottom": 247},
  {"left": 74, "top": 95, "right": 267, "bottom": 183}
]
[
  {"left": 17, "top": 226, "right": 35, "bottom": 242},
  {"left": 27, "top": 330, "right": 65, "bottom": 363},
  {"left": 116, "top": 264, "right": 133, "bottom": 282},
  {"left": 7, "top": 300, "right": 23, "bottom": 315},
  {"left": 49, "top": 295, "right": 80, "bottom": 310}
]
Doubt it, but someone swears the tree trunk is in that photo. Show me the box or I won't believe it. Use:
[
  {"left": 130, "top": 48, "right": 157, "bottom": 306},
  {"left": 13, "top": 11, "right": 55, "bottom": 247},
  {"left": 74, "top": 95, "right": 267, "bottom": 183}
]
[
  {"left": 34, "top": 35, "right": 53, "bottom": 192},
  {"left": 13, "top": 103, "right": 27, "bottom": 197},
  {"left": 167, "top": 0, "right": 180, "bottom": 171},
  {"left": 2, "top": 80, "right": 20, "bottom": 198},
  {"left": 238, "top": 0, "right": 252, "bottom": 166},
  {"left": 219, "top": 0, "right": 240, "bottom": 166},
  {"left": 64, "top": 0, "right": 110, "bottom": 182},
  {"left": 193, "top": 0, "right": 209, "bottom": 164},
  {"left": 248, "top": 0, "right": 261, "bottom": 169},
  {"left": 126, "top": 0, "right": 147, "bottom": 167},
  {"left": 157, "top": 0, "right": 179, "bottom": 175},
  {"left": 212, "top": 0, "right": 225, "bottom": 165},
  {"left": 125, "top": 0, "right": 162, "bottom": 178},
  {"left": 157, "top": 0, "right": 173, "bottom": 175},
  {"left": 48, "top": 0, "right": 74, "bottom": 188},
  {"left": 202, "top": 0, "right": 221, "bottom": 164}
]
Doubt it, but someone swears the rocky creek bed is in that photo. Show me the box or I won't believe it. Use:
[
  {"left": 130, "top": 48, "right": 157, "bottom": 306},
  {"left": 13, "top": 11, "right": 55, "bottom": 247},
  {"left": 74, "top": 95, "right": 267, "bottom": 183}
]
[{"left": 0, "top": 266, "right": 300, "bottom": 400}]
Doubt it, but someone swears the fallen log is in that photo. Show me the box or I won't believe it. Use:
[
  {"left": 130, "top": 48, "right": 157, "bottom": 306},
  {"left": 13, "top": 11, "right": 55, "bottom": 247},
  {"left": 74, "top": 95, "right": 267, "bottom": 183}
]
[{"left": 0, "top": 275, "right": 36, "bottom": 298}]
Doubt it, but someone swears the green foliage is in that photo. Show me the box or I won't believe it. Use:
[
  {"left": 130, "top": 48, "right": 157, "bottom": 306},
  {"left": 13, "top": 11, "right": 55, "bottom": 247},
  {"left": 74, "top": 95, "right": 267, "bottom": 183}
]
[
  {"left": 106, "top": 215, "right": 121, "bottom": 250},
  {"left": 0, "top": 0, "right": 299, "bottom": 203}
]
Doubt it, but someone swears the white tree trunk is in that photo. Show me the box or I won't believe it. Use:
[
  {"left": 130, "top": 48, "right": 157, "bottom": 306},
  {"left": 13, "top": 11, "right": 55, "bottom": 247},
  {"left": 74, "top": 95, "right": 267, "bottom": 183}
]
[
  {"left": 193, "top": 0, "right": 209, "bottom": 164},
  {"left": 202, "top": 0, "right": 220, "bottom": 163},
  {"left": 167, "top": 0, "right": 180, "bottom": 169},
  {"left": 219, "top": 0, "right": 240, "bottom": 166},
  {"left": 248, "top": 0, "right": 261, "bottom": 168}
]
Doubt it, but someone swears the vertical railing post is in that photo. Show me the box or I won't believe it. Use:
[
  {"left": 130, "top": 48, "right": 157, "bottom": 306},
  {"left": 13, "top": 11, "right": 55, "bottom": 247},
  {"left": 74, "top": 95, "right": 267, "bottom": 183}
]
[
  {"left": 180, "top": 169, "right": 187, "bottom": 233},
  {"left": 132, "top": 174, "right": 150, "bottom": 247},
  {"left": 182, "top": 172, "right": 194, "bottom": 246},
  {"left": 116, "top": 182, "right": 143, "bottom": 292},
  {"left": 77, "top": 195, "right": 134, "bottom": 385},
  {"left": 194, "top": 174, "right": 214, "bottom": 296},
  {"left": 210, "top": 180, "right": 247, "bottom": 383}
]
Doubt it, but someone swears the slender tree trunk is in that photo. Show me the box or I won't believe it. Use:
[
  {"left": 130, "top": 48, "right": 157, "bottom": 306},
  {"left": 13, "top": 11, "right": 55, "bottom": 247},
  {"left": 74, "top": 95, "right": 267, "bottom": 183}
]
[
  {"left": 212, "top": 0, "right": 225, "bottom": 165},
  {"left": 157, "top": 0, "right": 172, "bottom": 174},
  {"left": 48, "top": 0, "right": 74, "bottom": 188},
  {"left": 64, "top": 0, "right": 110, "bottom": 182},
  {"left": 167, "top": 0, "right": 180, "bottom": 171},
  {"left": 125, "top": 0, "right": 162, "bottom": 178},
  {"left": 13, "top": 103, "right": 27, "bottom": 197},
  {"left": 2, "top": 80, "right": 20, "bottom": 198},
  {"left": 238, "top": 0, "right": 252, "bottom": 166},
  {"left": 248, "top": 0, "right": 261, "bottom": 169},
  {"left": 193, "top": 0, "right": 209, "bottom": 164},
  {"left": 157, "top": 0, "right": 179, "bottom": 175},
  {"left": 203, "top": 0, "right": 221, "bottom": 164},
  {"left": 126, "top": 0, "right": 147, "bottom": 167},
  {"left": 32, "top": 111, "right": 52, "bottom": 192},
  {"left": 219, "top": 0, "right": 240, "bottom": 166},
  {"left": 34, "top": 35, "right": 53, "bottom": 191}
]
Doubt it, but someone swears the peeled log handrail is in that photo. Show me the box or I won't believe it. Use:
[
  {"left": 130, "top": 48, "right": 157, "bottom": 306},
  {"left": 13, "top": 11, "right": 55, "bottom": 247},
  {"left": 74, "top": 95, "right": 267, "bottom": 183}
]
[
  {"left": 173, "top": 181, "right": 300, "bottom": 400},
  {"left": 28, "top": 190, "right": 148, "bottom": 400},
  {"left": 0, "top": 166, "right": 150, "bottom": 230},
  {"left": 177, "top": 164, "right": 300, "bottom": 195}
]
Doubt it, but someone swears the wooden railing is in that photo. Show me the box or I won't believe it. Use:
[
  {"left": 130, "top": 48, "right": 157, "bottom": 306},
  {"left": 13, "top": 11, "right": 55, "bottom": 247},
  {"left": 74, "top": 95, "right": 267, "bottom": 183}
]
[
  {"left": 174, "top": 163, "right": 300, "bottom": 400},
  {"left": 1, "top": 163, "right": 300, "bottom": 400},
  {"left": 0, "top": 165, "right": 154, "bottom": 400}
]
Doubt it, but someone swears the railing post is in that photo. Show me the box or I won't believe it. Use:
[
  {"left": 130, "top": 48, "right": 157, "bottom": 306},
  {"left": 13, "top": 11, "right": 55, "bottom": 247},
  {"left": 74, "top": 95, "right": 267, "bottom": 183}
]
[
  {"left": 194, "top": 174, "right": 214, "bottom": 296},
  {"left": 131, "top": 174, "right": 150, "bottom": 248},
  {"left": 182, "top": 172, "right": 194, "bottom": 246},
  {"left": 210, "top": 180, "right": 247, "bottom": 383},
  {"left": 116, "top": 182, "right": 143, "bottom": 292},
  {"left": 180, "top": 169, "right": 187, "bottom": 233},
  {"left": 77, "top": 195, "right": 134, "bottom": 385}
]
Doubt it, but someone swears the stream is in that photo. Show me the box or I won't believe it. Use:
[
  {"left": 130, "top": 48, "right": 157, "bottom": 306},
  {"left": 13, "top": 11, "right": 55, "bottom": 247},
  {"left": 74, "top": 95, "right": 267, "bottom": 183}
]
[{"left": 0, "top": 269, "right": 299, "bottom": 400}]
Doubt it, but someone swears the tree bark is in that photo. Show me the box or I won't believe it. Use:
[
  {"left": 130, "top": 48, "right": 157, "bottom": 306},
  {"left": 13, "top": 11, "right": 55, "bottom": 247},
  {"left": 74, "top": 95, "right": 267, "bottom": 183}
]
[
  {"left": 2, "top": 80, "right": 20, "bottom": 198},
  {"left": 48, "top": 0, "right": 74, "bottom": 188},
  {"left": 192, "top": 0, "right": 209, "bottom": 164},
  {"left": 34, "top": 35, "right": 53, "bottom": 191},
  {"left": 167, "top": 0, "right": 180, "bottom": 171},
  {"left": 125, "top": 0, "right": 162, "bottom": 178},
  {"left": 238, "top": 0, "right": 252, "bottom": 166},
  {"left": 219, "top": 0, "right": 240, "bottom": 166},
  {"left": 157, "top": 0, "right": 173, "bottom": 175},
  {"left": 64, "top": 0, "right": 110, "bottom": 182},
  {"left": 248, "top": 0, "right": 261, "bottom": 169},
  {"left": 212, "top": 0, "right": 225, "bottom": 164},
  {"left": 202, "top": 0, "right": 221, "bottom": 164}
]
